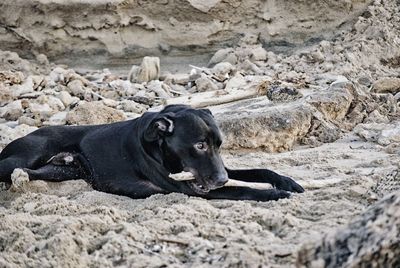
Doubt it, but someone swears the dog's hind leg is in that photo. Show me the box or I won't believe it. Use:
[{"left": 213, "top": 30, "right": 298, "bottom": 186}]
[
  {"left": 225, "top": 168, "right": 304, "bottom": 193},
  {"left": 25, "top": 153, "right": 89, "bottom": 182}
]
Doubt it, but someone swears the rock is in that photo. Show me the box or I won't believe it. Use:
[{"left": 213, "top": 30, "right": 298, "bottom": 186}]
[
  {"left": 128, "top": 65, "right": 141, "bottom": 83},
  {"left": 9, "top": 168, "right": 29, "bottom": 193},
  {"left": 187, "top": 0, "right": 221, "bottom": 13},
  {"left": 306, "top": 83, "right": 354, "bottom": 121},
  {"left": 46, "top": 112, "right": 68, "bottom": 126},
  {"left": 165, "top": 73, "right": 191, "bottom": 85},
  {"left": 0, "top": 124, "right": 37, "bottom": 149},
  {"left": 129, "top": 57, "right": 160, "bottom": 83},
  {"left": 102, "top": 98, "right": 118, "bottom": 108},
  {"left": 118, "top": 100, "right": 147, "bottom": 114},
  {"left": 11, "top": 76, "right": 34, "bottom": 98},
  {"left": 372, "top": 77, "right": 400, "bottom": 94},
  {"left": 239, "top": 59, "right": 262, "bottom": 74},
  {"left": 297, "top": 190, "right": 400, "bottom": 268},
  {"left": 18, "top": 116, "right": 38, "bottom": 127},
  {"left": 37, "top": 95, "right": 65, "bottom": 112},
  {"left": 212, "top": 98, "right": 312, "bottom": 151},
  {"left": 195, "top": 74, "right": 219, "bottom": 92},
  {"left": 354, "top": 122, "right": 400, "bottom": 146},
  {"left": 212, "top": 62, "right": 235, "bottom": 81},
  {"left": 146, "top": 80, "right": 171, "bottom": 99},
  {"left": 57, "top": 91, "right": 78, "bottom": 107},
  {"left": 66, "top": 101, "right": 126, "bottom": 125},
  {"left": 0, "top": 70, "right": 24, "bottom": 85},
  {"left": 208, "top": 48, "right": 236, "bottom": 67},
  {"left": 67, "top": 79, "right": 85, "bottom": 97},
  {"left": 225, "top": 74, "right": 247, "bottom": 90},
  {"left": 132, "top": 91, "right": 155, "bottom": 106},
  {"left": 310, "top": 50, "right": 325, "bottom": 63},
  {"left": 267, "top": 85, "right": 303, "bottom": 102},
  {"left": 36, "top": 53, "right": 49, "bottom": 65},
  {"left": 0, "top": 100, "right": 24, "bottom": 121},
  {"left": 28, "top": 103, "right": 53, "bottom": 117},
  {"left": 250, "top": 46, "right": 268, "bottom": 61}
]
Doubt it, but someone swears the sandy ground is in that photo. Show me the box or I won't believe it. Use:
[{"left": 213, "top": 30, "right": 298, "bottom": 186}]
[
  {"left": 1, "top": 131, "right": 399, "bottom": 267},
  {"left": 1, "top": 0, "right": 400, "bottom": 267}
]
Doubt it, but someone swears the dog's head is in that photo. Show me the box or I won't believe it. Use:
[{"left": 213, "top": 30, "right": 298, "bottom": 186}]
[{"left": 144, "top": 105, "right": 228, "bottom": 194}]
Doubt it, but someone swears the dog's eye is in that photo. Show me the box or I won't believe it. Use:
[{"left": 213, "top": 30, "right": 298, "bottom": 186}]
[{"left": 195, "top": 142, "right": 208, "bottom": 151}]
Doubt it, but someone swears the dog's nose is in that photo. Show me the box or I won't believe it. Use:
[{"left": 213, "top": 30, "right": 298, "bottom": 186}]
[{"left": 213, "top": 174, "right": 229, "bottom": 187}]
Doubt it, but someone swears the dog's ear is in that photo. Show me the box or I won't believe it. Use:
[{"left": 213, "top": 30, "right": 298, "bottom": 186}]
[
  {"left": 144, "top": 113, "right": 175, "bottom": 142},
  {"left": 200, "top": 109, "right": 214, "bottom": 117}
]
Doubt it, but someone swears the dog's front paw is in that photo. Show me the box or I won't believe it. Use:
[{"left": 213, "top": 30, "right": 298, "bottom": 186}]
[{"left": 275, "top": 175, "right": 304, "bottom": 193}]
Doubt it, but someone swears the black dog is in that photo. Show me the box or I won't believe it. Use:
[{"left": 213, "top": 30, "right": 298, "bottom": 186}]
[{"left": 0, "top": 105, "right": 304, "bottom": 201}]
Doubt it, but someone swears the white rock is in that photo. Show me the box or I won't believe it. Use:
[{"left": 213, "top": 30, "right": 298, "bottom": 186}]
[
  {"left": 67, "top": 79, "right": 85, "bottom": 97},
  {"left": 11, "top": 76, "right": 34, "bottom": 98},
  {"left": 225, "top": 74, "right": 247, "bottom": 90},
  {"left": 118, "top": 100, "right": 147, "bottom": 114},
  {"left": 195, "top": 74, "right": 219, "bottom": 92},
  {"left": 57, "top": 91, "right": 77, "bottom": 107},
  {"left": 102, "top": 98, "right": 118, "bottom": 108},
  {"left": 187, "top": 0, "right": 221, "bottom": 12},
  {"left": 47, "top": 112, "right": 68, "bottom": 126},
  {"left": 250, "top": 46, "right": 268, "bottom": 61},
  {"left": 130, "top": 57, "right": 160, "bottom": 83},
  {"left": 208, "top": 48, "right": 235, "bottom": 66},
  {"left": 212, "top": 62, "right": 235, "bottom": 81},
  {"left": 29, "top": 103, "right": 53, "bottom": 116},
  {"left": 0, "top": 100, "right": 23, "bottom": 121}
]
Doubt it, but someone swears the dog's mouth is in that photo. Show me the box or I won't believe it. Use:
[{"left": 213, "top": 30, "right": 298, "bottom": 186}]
[
  {"left": 189, "top": 180, "right": 211, "bottom": 194},
  {"left": 172, "top": 167, "right": 221, "bottom": 195}
]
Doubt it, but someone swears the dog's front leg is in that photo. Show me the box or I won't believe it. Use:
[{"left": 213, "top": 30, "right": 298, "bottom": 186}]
[
  {"left": 225, "top": 168, "right": 304, "bottom": 193},
  {"left": 202, "top": 186, "right": 290, "bottom": 201},
  {"left": 92, "top": 179, "right": 168, "bottom": 199}
]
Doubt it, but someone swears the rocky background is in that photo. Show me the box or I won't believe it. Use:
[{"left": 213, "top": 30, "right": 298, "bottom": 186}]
[{"left": 1, "top": 0, "right": 400, "bottom": 267}]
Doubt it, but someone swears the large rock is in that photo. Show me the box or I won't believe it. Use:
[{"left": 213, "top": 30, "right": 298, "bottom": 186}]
[
  {"left": 212, "top": 98, "right": 313, "bottom": 152},
  {"left": 66, "top": 101, "right": 126, "bottom": 125},
  {"left": 297, "top": 189, "right": 400, "bottom": 268}
]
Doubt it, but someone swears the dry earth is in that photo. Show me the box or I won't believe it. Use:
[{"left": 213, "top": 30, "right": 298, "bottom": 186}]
[{"left": 1, "top": 0, "right": 400, "bottom": 267}]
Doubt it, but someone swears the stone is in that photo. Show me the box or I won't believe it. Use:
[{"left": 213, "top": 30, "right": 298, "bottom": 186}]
[
  {"left": 297, "top": 190, "right": 400, "bottom": 268},
  {"left": 212, "top": 62, "right": 235, "bottom": 81},
  {"left": 9, "top": 168, "right": 29, "bottom": 193},
  {"left": 195, "top": 74, "right": 219, "bottom": 92},
  {"left": 102, "top": 98, "right": 118, "bottom": 108},
  {"left": 354, "top": 122, "right": 400, "bottom": 146},
  {"left": 66, "top": 101, "right": 126, "bottom": 125},
  {"left": 208, "top": 48, "right": 235, "bottom": 67},
  {"left": 212, "top": 98, "right": 312, "bottom": 151},
  {"left": 306, "top": 83, "right": 354, "bottom": 121},
  {"left": 57, "top": 91, "right": 78, "bottom": 107},
  {"left": 0, "top": 100, "right": 23, "bottom": 121},
  {"left": 132, "top": 91, "right": 155, "bottom": 106},
  {"left": 47, "top": 112, "right": 68, "bottom": 126},
  {"left": 224, "top": 73, "right": 247, "bottom": 90},
  {"left": 18, "top": 116, "right": 38, "bottom": 127},
  {"left": 250, "top": 46, "right": 268, "bottom": 61},
  {"left": 118, "top": 100, "right": 147, "bottom": 114},
  {"left": 11, "top": 76, "right": 34, "bottom": 98},
  {"left": 372, "top": 77, "right": 400, "bottom": 94},
  {"left": 187, "top": 0, "right": 221, "bottom": 13},
  {"left": 36, "top": 54, "right": 49, "bottom": 65},
  {"left": 130, "top": 57, "right": 160, "bottom": 83},
  {"left": 67, "top": 79, "right": 85, "bottom": 97},
  {"left": 29, "top": 103, "right": 53, "bottom": 117}
]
